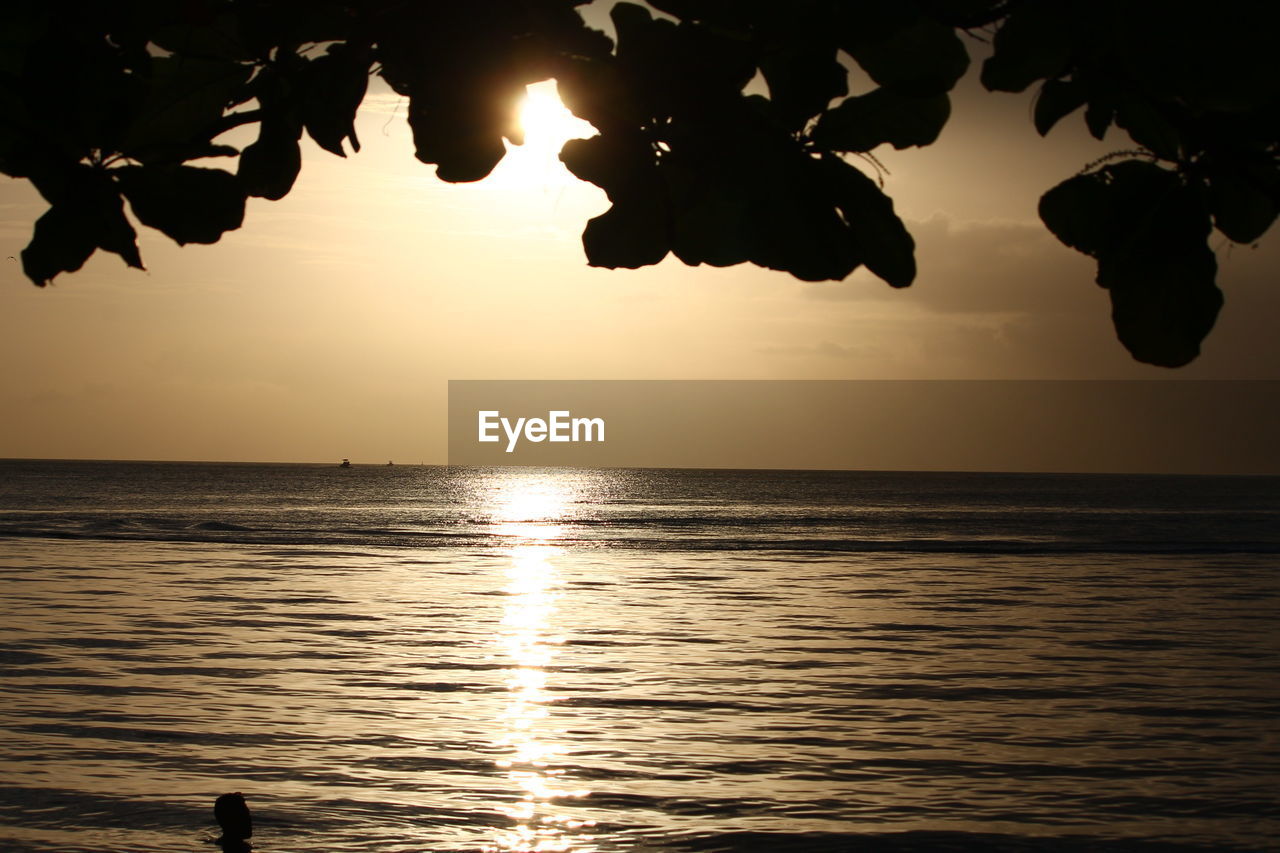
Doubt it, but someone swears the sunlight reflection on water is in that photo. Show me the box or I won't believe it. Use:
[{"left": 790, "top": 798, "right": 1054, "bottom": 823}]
[
  {"left": 487, "top": 476, "right": 594, "bottom": 852},
  {"left": 1, "top": 464, "right": 1277, "bottom": 852}
]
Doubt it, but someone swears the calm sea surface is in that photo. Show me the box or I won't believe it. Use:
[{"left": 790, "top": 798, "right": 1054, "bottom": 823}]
[{"left": 0, "top": 460, "right": 1277, "bottom": 852}]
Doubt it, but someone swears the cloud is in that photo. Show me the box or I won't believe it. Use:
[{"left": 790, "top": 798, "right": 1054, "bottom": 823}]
[
  {"left": 803, "top": 214, "right": 1101, "bottom": 317},
  {"left": 756, "top": 340, "right": 879, "bottom": 359}
]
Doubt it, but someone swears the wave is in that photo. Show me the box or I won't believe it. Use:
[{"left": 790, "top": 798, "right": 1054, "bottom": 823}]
[{"left": 1, "top": 514, "right": 1276, "bottom": 555}]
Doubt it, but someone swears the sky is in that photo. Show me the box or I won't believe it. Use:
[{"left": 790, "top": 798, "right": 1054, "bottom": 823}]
[{"left": 1, "top": 7, "right": 1278, "bottom": 468}]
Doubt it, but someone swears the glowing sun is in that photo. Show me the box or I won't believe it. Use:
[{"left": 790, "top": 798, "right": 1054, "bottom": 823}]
[
  {"left": 517, "top": 80, "right": 596, "bottom": 155},
  {"left": 484, "top": 80, "right": 597, "bottom": 191}
]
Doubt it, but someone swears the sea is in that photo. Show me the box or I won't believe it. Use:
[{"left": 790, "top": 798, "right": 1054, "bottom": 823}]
[{"left": 0, "top": 459, "right": 1277, "bottom": 853}]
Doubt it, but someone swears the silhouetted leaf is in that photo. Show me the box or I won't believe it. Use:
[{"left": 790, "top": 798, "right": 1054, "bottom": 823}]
[
  {"left": 1209, "top": 169, "right": 1278, "bottom": 244},
  {"left": 0, "top": 5, "right": 47, "bottom": 78},
  {"left": 5, "top": 13, "right": 136, "bottom": 161},
  {"left": 148, "top": 11, "right": 254, "bottom": 62},
  {"left": 174, "top": 142, "right": 241, "bottom": 161},
  {"left": 411, "top": 91, "right": 519, "bottom": 182},
  {"left": 122, "top": 55, "right": 254, "bottom": 161},
  {"left": 238, "top": 118, "right": 301, "bottom": 201},
  {"left": 375, "top": 4, "right": 543, "bottom": 183},
  {"left": 610, "top": 2, "right": 676, "bottom": 86},
  {"left": 117, "top": 165, "right": 245, "bottom": 245},
  {"left": 560, "top": 134, "right": 640, "bottom": 192},
  {"left": 1102, "top": 0, "right": 1280, "bottom": 114},
  {"left": 980, "top": 1, "right": 1071, "bottom": 93},
  {"left": 0, "top": 121, "right": 36, "bottom": 178},
  {"left": 1101, "top": 250, "right": 1222, "bottom": 368},
  {"left": 610, "top": 2, "right": 755, "bottom": 120},
  {"left": 814, "top": 89, "right": 950, "bottom": 152},
  {"left": 21, "top": 205, "right": 97, "bottom": 286},
  {"left": 556, "top": 57, "right": 639, "bottom": 130},
  {"left": 1, "top": 129, "right": 66, "bottom": 190},
  {"left": 758, "top": 44, "right": 848, "bottom": 131},
  {"left": 660, "top": 136, "right": 752, "bottom": 269},
  {"left": 94, "top": 190, "right": 144, "bottom": 272},
  {"left": 1040, "top": 161, "right": 1179, "bottom": 258},
  {"left": 241, "top": 0, "right": 355, "bottom": 56},
  {"left": 1042, "top": 161, "right": 1220, "bottom": 366},
  {"left": 743, "top": 164, "right": 860, "bottom": 282},
  {"left": 562, "top": 131, "right": 669, "bottom": 268},
  {"left": 302, "top": 43, "right": 369, "bottom": 157},
  {"left": 1084, "top": 100, "right": 1113, "bottom": 140},
  {"left": 844, "top": 14, "right": 969, "bottom": 97},
  {"left": 234, "top": 64, "right": 302, "bottom": 199},
  {"left": 671, "top": 186, "right": 752, "bottom": 268},
  {"left": 21, "top": 168, "right": 142, "bottom": 286},
  {"left": 530, "top": 0, "right": 615, "bottom": 62},
  {"left": 666, "top": 143, "right": 854, "bottom": 280},
  {"left": 824, "top": 155, "right": 915, "bottom": 287},
  {"left": 582, "top": 195, "right": 670, "bottom": 269},
  {"left": 1039, "top": 173, "right": 1116, "bottom": 257},
  {"left": 1115, "top": 100, "right": 1180, "bottom": 161},
  {"left": 1033, "top": 79, "right": 1086, "bottom": 136},
  {"left": 559, "top": 135, "right": 605, "bottom": 183}
]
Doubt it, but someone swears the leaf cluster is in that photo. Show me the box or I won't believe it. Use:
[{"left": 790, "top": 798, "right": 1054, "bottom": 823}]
[
  {"left": 0, "top": 0, "right": 964, "bottom": 292},
  {"left": 2, "top": 0, "right": 1277, "bottom": 366},
  {"left": 554, "top": 0, "right": 963, "bottom": 287},
  {"left": 2, "top": 1, "right": 372, "bottom": 282},
  {"left": 982, "top": 0, "right": 1279, "bottom": 365}
]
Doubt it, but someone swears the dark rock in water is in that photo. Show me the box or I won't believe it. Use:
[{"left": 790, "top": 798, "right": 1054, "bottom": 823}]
[{"left": 214, "top": 792, "right": 253, "bottom": 844}]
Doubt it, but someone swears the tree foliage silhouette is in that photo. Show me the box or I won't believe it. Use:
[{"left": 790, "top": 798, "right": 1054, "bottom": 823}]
[{"left": 2, "top": 0, "right": 1276, "bottom": 366}]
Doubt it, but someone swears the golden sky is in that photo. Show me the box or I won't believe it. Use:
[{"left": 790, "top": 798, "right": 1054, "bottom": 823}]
[{"left": 1, "top": 12, "right": 1277, "bottom": 465}]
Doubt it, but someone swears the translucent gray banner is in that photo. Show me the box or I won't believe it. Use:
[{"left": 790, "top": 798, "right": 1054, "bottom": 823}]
[{"left": 447, "top": 380, "right": 1280, "bottom": 474}]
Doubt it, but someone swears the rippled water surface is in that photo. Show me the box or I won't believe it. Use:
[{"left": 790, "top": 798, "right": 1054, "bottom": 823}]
[{"left": 0, "top": 462, "right": 1277, "bottom": 852}]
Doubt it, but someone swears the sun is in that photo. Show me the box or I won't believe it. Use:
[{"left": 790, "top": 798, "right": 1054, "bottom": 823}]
[
  {"left": 516, "top": 80, "right": 596, "bottom": 156},
  {"left": 484, "top": 80, "right": 597, "bottom": 192}
]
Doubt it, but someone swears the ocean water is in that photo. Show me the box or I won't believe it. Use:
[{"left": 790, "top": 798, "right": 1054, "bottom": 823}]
[{"left": 0, "top": 460, "right": 1277, "bottom": 853}]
